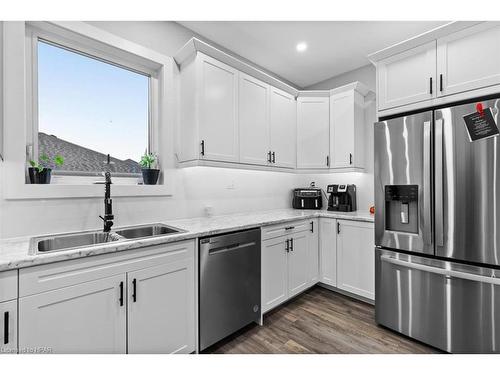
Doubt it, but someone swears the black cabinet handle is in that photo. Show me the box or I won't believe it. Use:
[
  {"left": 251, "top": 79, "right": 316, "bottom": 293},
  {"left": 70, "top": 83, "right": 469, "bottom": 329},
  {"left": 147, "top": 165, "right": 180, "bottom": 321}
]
[
  {"left": 119, "top": 281, "right": 124, "bottom": 306},
  {"left": 4, "top": 311, "right": 9, "bottom": 345},
  {"left": 285, "top": 239, "right": 289, "bottom": 253},
  {"left": 200, "top": 140, "right": 205, "bottom": 156},
  {"left": 337, "top": 222, "right": 341, "bottom": 234},
  {"left": 132, "top": 278, "right": 137, "bottom": 303},
  {"left": 290, "top": 238, "right": 294, "bottom": 251},
  {"left": 349, "top": 153, "right": 353, "bottom": 165},
  {"left": 429, "top": 77, "right": 433, "bottom": 95},
  {"left": 272, "top": 152, "right": 276, "bottom": 163},
  {"left": 439, "top": 74, "right": 443, "bottom": 92},
  {"left": 285, "top": 226, "right": 295, "bottom": 231},
  {"left": 310, "top": 221, "right": 314, "bottom": 233},
  {"left": 326, "top": 155, "right": 330, "bottom": 167},
  {"left": 267, "top": 151, "right": 272, "bottom": 163}
]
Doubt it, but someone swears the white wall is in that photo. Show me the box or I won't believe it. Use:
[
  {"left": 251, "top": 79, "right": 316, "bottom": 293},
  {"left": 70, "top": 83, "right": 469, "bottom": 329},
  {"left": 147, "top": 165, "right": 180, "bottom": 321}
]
[{"left": 0, "top": 21, "right": 375, "bottom": 239}]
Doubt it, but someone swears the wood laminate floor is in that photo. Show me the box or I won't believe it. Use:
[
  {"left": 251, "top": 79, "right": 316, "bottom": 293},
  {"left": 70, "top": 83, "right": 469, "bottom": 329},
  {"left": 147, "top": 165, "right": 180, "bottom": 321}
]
[{"left": 205, "top": 286, "right": 440, "bottom": 354}]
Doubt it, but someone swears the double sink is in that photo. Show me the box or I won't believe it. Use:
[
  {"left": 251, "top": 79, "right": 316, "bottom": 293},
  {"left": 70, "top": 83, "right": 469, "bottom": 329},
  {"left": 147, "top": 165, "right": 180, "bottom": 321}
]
[{"left": 30, "top": 224, "right": 185, "bottom": 255}]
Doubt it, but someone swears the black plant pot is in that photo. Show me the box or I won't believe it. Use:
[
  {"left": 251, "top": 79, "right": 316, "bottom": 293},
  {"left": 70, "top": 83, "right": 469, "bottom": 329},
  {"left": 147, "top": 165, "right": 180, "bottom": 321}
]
[
  {"left": 142, "top": 168, "right": 160, "bottom": 185},
  {"left": 28, "top": 167, "right": 52, "bottom": 184}
]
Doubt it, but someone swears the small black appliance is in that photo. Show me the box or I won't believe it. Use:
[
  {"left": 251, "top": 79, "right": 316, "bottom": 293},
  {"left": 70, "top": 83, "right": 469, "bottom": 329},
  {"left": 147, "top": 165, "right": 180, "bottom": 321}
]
[
  {"left": 327, "top": 184, "right": 357, "bottom": 212},
  {"left": 292, "top": 188, "right": 323, "bottom": 209}
]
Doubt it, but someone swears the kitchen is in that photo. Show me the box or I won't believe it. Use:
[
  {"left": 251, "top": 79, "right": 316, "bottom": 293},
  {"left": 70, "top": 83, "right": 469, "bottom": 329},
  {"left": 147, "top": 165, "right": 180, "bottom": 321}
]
[{"left": 1, "top": 1, "right": 500, "bottom": 373}]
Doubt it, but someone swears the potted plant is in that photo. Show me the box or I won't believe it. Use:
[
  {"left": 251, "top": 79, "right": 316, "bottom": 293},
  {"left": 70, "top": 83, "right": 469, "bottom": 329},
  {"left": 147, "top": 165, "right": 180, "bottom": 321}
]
[
  {"left": 140, "top": 152, "right": 160, "bottom": 185},
  {"left": 28, "top": 154, "right": 64, "bottom": 184}
]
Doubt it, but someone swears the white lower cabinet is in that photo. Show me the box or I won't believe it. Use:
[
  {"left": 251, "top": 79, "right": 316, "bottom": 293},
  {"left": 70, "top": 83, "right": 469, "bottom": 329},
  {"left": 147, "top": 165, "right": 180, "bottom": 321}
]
[
  {"left": 18, "top": 240, "right": 196, "bottom": 354},
  {"left": 19, "top": 274, "right": 127, "bottom": 354},
  {"left": 262, "top": 236, "right": 289, "bottom": 312},
  {"left": 262, "top": 221, "right": 319, "bottom": 313},
  {"left": 287, "top": 231, "right": 310, "bottom": 298},
  {"left": 319, "top": 217, "right": 337, "bottom": 287},
  {"left": 0, "top": 300, "right": 17, "bottom": 354},
  {"left": 336, "top": 220, "right": 375, "bottom": 300},
  {"left": 308, "top": 219, "right": 319, "bottom": 284},
  {"left": 127, "top": 259, "right": 194, "bottom": 354}
]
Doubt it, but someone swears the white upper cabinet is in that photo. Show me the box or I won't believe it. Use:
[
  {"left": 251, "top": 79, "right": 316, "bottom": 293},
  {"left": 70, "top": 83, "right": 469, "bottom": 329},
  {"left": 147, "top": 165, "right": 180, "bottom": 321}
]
[
  {"left": 239, "top": 73, "right": 270, "bottom": 165},
  {"left": 437, "top": 22, "right": 500, "bottom": 97},
  {"left": 296, "top": 95, "right": 330, "bottom": 169},
  {"left": 377, "top": 41, "right": 436, "bottom": 110},
  {"left": 269, "top": 87, "right": 297, "bottom": 168},
  {"left": 198, "top": 53, "right": 239, "bottom": 162},
  {"left": 330, "top": 85, "right": 366, "bottom": 169}
]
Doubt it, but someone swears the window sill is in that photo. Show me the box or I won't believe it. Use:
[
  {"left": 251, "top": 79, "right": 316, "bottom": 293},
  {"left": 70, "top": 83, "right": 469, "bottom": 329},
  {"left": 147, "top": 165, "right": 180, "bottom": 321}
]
[{"left": 3, "top": 182, "right": 173, "bottom": 200}]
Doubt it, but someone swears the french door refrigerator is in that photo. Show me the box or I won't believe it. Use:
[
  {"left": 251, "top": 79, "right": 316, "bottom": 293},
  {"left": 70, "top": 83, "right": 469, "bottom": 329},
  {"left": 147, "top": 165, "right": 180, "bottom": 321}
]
[{"left": 374, "top": 96, "right": 500, "bottom": 353}]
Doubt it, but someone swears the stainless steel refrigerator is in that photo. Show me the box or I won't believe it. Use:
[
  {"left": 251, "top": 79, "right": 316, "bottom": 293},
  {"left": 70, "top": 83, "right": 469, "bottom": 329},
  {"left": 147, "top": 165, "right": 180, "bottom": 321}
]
[{"left": 374, "top": 97, "right": 500, "bottom": 353}]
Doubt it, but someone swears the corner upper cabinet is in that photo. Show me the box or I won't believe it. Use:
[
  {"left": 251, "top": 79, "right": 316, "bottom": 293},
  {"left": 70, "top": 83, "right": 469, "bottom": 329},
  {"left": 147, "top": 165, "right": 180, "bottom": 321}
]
[
  {"left": 296, "top": 93, "right": 330, "bottom": 169},
  {"left": 377, "top": 41, "right": 436, "bottom": 110},
  {"left": 269, "top": 87, "right": 297, "bottom": 168},
  {"left": 178, "top": 52, "right": 239, "bottom": 163},
  {"left": 437, "top": 22, "right": 500, "bottom": 97},
  {"left": 330, "top": 83, "right": 368, "bottom": 170}
]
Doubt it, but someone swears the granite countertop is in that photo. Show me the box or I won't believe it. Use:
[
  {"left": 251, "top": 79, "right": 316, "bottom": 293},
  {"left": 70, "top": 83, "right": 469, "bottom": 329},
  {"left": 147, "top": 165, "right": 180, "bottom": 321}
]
[{"left": 0, "top": 208, "right": 374, "bottom": 271}]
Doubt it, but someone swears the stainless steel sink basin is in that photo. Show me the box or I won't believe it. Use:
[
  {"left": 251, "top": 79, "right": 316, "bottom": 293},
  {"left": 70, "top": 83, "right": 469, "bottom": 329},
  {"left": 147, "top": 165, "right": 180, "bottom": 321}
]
[
  {"left": 31, "top": 231, "right": 123, "bottom": 254},
  {"left": 29, "top": 224, "right": 185, "bottom": 255},
  {"left": 114, "top": 224, "right": 184, "bottom": 240}
]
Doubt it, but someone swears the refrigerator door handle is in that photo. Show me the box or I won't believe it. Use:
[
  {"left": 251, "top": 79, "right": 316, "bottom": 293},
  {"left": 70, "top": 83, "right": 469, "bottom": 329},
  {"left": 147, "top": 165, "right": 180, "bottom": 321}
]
[
  {"left": 380, "top": 255, "right": 500, "bottom": 286},
  {"left": 435, "top": 118, "right": 444, "bottom": 247},
  {"left": 423, "top": 121, "right": 432, "bottom": 245}
]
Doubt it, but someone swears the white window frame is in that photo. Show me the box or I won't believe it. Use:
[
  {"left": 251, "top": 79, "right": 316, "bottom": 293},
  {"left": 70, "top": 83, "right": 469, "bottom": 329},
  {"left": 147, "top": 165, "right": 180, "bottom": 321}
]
[
  {"left": 26, "top": 23, "right": 157, "bottom": 182},
  {"left": 2, "top": 21, "right": 175, "bottom": 199}
]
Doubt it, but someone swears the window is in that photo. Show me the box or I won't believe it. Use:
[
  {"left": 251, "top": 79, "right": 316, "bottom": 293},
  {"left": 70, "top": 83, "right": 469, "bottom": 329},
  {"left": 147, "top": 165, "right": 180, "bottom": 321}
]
[{"left": 30, "top": 35, "right": 154, "bottom": 178}]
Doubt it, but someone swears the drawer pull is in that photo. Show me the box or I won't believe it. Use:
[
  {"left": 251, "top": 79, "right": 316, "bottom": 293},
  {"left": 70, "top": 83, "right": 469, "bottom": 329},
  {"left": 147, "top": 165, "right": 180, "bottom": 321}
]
[
  {"left": 285, "top": 226, "right": 295, "bottom": 231},
  {"left": 4, "top": 311, "right": 8, "bottom": 345}
]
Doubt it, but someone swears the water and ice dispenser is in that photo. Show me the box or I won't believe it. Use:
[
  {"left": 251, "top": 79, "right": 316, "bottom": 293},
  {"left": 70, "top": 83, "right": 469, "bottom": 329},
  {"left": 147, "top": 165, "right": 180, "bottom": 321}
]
[{"left": 384, "top": 185, "right": 418, "bottom": 234}]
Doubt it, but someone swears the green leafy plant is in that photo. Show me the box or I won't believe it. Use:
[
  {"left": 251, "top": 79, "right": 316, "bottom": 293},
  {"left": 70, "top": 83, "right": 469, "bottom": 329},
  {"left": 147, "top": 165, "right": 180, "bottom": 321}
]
[
  {"left": 139, "top": 152, "right": 157, "bottom": 169},
  {"left": 29, "top": 154, "right": 64, "bottom": 172}
]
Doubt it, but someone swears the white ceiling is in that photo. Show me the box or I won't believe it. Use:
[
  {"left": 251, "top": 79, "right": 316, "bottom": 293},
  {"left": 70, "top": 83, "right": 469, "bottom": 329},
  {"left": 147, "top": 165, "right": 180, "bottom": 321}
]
[{"left": 178, "top": 21, "right": 447, "bottom": 88}]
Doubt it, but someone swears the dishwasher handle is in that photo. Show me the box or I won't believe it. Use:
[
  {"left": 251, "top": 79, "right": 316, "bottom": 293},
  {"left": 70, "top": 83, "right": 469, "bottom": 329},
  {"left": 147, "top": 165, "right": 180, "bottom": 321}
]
[{"left": 208, "top": 241, "right": 256, "bottom": 255}]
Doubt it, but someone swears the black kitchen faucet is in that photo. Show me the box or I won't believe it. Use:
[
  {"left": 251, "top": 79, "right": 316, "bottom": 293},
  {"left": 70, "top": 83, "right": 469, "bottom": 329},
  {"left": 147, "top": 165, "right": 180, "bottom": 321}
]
[{"left": 99, "top": 171, "right": 114, "bottom": 232}]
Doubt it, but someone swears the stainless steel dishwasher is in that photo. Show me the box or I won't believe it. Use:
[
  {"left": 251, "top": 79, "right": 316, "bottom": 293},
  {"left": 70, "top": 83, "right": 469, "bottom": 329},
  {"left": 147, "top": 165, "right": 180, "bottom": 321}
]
[{"left": 199, "top": 228, "right": 261, "bottom": 351}]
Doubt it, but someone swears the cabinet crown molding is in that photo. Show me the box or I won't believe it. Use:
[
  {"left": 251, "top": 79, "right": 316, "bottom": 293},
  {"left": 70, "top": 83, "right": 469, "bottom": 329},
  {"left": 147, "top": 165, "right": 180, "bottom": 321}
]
[
  {"left": 174, "top": 37, "right": 300, "bottom": 97},
  {"left": 367, "top": 21, "right": 486, "bottom": 63},
  {"left": 298, "top": 82, "right": 373, "bottom": 98}
]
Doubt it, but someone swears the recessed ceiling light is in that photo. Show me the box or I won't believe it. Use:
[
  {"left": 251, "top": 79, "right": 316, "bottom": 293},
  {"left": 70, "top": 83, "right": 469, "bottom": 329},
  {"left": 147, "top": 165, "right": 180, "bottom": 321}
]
[{"left": 296, "top": 42, "right": 308, "bottom": 53}]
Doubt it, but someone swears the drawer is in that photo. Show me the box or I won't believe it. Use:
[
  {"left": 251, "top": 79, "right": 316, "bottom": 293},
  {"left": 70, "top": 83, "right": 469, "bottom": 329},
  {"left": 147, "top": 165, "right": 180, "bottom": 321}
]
[
  {"left": 0, "top": 270, "right": 18, "bottom": 303},
  {"left": 20, "top": 240, "right": 195, "bottom": 297},
  {"left": 261, "top": 219, "right": 313, "bottom": 241}
]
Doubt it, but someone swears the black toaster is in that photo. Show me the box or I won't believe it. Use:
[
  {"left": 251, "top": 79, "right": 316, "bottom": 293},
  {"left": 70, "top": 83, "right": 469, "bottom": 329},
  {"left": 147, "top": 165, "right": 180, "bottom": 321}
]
[{"left": 292, "top": 188, "right": 323, "bottom": 210}]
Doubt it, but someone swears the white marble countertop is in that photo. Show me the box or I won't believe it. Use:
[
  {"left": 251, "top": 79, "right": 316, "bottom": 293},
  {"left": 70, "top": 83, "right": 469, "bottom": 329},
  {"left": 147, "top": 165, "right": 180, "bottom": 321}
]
[{"left": 0, "top": 208, "right": 373, "bottom": 271}]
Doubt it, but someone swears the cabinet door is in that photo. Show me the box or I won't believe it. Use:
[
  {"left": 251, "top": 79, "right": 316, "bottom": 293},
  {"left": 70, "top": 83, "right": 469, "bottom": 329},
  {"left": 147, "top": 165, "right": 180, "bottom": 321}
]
[
  {"left": 288, "top": 232, "right": 309, "bottom": 298},
  {"left": 0, "top": 300, "right": 17, "bottom": 354},
  {"left": 262, "top": 236, "right": 288, "bottom": 313},
  {"left": 269, "top": 87, "right": 296, "bottom": 168},
  {"left": 378, "top": 41, "right": 436, "bottom": 110},
  {"left": 198, "top": 53, "right": 239, "bottom": 162},
  {"left": 319, "top": 218, "right": 337, "bottom": 287},
  {"left": 337, "top": 220, "right": 375, "bottom": 300},
  {"left": 296, "top": 96, "right": 330, "bottom": 169},
  {"left": 239, "top": 73, "right": 270, "bottom": 165},
  {"left": 437, "top": 23, "right": 500, "bottom": 97},
  {"left": 127, "top": 258, "right": 195, "bottom": 354},
  {"left": 307, "top": 219, "right": 320, "bottom": 285},
  {"left": 330, "top": 90, "right": 365, "bottom": 169},
  {"left": 19, "top": 274, "right": 126, "bottom": 354}
]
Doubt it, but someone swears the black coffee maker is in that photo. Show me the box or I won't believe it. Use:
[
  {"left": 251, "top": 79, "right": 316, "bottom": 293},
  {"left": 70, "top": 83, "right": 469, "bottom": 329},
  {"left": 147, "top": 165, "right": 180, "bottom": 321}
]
[{"left": 327, "top": 184, "right": 357, "bottom": 212}]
